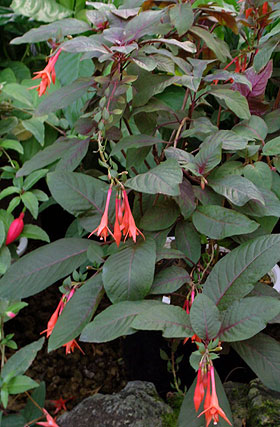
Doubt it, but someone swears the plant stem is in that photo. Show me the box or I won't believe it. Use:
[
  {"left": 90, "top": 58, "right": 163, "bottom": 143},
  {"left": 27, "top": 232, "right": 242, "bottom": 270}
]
[{"left": 1, "top": 317, "right": 5, "bottom": 369}]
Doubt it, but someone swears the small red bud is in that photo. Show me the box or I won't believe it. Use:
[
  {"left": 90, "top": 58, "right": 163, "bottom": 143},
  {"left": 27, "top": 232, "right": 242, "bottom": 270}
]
[
  {"left": 5, "top": 212, "right": 24, "bottom": 245},
  {"left": 6, "top": 311, "right": 16, "bottom": 319}
]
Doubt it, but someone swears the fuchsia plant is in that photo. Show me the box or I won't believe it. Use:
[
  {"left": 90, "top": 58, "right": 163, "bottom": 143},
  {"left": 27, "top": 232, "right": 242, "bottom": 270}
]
[{"left": 1, "top": 0, "right": 280, "bottom": 425}]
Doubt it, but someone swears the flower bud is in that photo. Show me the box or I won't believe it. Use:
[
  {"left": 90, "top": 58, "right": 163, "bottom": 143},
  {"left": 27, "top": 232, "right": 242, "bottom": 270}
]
[
  {"left": 6, "top": 311, "right": 16, "bottom": 319},
  {"left": 5, "top": 212, "right": 24, "bottom": 245}
]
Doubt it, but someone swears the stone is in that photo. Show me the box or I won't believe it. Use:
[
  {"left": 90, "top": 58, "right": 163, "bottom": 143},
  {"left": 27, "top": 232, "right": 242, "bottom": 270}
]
[
  {"left": 57, "top": 380, "right": 173, "bottom": 427},
  {"left": 247, "top": 379, "right": 280, "bottom": 426},
  {"left": 224, "top": 381, "right": 249, "bottom": 427}
]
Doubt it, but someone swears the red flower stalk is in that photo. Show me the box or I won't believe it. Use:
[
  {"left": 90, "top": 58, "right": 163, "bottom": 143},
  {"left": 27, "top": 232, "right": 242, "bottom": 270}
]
[
  {"left": 245, "top": 7, "right": 253, "bottom": 19},
  {"left": 5, "top": 212, "right": 24, "bottom": 245},
  {"left": 121, "top": 190, "right": 145, "bottom": 243},
  {"left": 263, "top": 1, "right": 268, "bottom": 15},
  {"left": 30, "top": 49, "right": 61, "bottom": 97},
  {"left": 198, "top": 366, "right": 232, "bottom": 426},
  {"left": 63, "top": 339, "right": 85, "bottom": 355},
  {"left": 36, "top": 408, "right": 59, "bottom": 427},
  {"left": 88, "top": 187, "right": 114, "bottom": 241}
]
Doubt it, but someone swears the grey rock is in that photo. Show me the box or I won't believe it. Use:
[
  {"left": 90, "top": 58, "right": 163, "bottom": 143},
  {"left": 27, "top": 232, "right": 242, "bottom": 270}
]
[
  {"left": 57, "top": 381, "right": 173, "bottom": 427},
  {"left": 247, "top": 379, "right": 280, "bottom": 426},
  {"left": 223, "top": 381, "right": 249, "bottom": 427}
]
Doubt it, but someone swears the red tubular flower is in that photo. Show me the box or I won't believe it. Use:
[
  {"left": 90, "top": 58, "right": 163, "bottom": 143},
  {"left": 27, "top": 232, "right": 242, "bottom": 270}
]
[
  {"left": 245, "top": 7, "right": 253, "bottom": 19},
  {"left": 122, "top": 190, "right": 145, "bottom": 242},
  {"left": 88, "top": 187, "right": 114, "bottom": 241},
  {"left": 198, "top": 366, "right": 232, "bottom": 427},
  {"left": 113, "top": 197, "right": 122, "bottom": 247},
  {"left": 5, "top": 212, "right": 24, "bottom": 245},
  {"left": 263, "top": 1, "right": 268, "bottom": 15},
  {"left": 194, "top": 368, "right": 205, "bottom": 411},
  {"left": 63, "top": 339, "right": 85, "bottom": 355},
  {"left": 30, "top": 49, "right": 61, "bottom": 97},
  {"left": 36, "top": 408, "right": 59, "bottom": 427},
  {"left": 41, "top": 298, "right": 64, "bottom": 338}
]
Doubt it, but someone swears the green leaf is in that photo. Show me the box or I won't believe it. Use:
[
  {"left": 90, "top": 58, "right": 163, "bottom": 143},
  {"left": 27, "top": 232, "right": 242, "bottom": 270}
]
[
  {"left": 0, "top": 220, "right": 5, "bottom": 247},
  {"left": 243, "top": 162, "right": 272, "bottom": 190},
  {"left": 192, "top": 205, "right": 259, "bottom": 239},
  {"left": 236, "top": 188, "right": 280, "bottom": 218},
  {"left": 1, "top": 338, "right": 44, "bottom": 378},
  {"left": 48, "top": 274, "right": 104, "bottom": 351},
  {"left": 0, "top": 247, "right": 11, "bottom": 275},
  {"left": 47, "top": 171, "right": 109, "bottom": 232},
  {"left": 232, "top": 333, "right": 280, "bottom": 392},
  {"left": 23, "top": 169, "right": 48, "bottom": 191},
  {"left": 35, "top": 78, "right": 94, "bottom": 116},
  {"left": 0, "top": 117, "right": 18, "bottom": 136},
  {"left": 211, "top": 88, "right": 251, "bottom": 120},
  {"left": 219, "top": 297, "right": 280, "bottom": 342},
  {"left": 203, "top": 234, "right": 280, "bottom": 309},
  {"left": 21, "top": 191, "right": 38, "bottom": 219},
  {"left": 209, "top": 175, "right": 265, "bottom": 206},
  {"left": 80, "top": 300, "right": 162, "bottom": 343},
  {"left": 56, "top": 51, "right": 94, "bottom": 86},
  {"left": 111, "top": 134, "right": 166, "bottom": 156},
  {"left": 131, "top": 304, "right": 194, "bottom": 338},
  {"left": 156, "top": 247, "right": 186, "bottom": 263},
  {"left": 140, "top": 199, "right": 179, "bottom": 231},
  {"left": 10, "top": 0, "right": 71, "bottom": 22},
  {"left": 150, "top": 266, "right": 190, "bottom": 295},
  {"left": 175, "top": 221, "right": 201, "bottom": 266},
  {"left": 233, "top": 115, "right": 267, "bottom": 141},
  {"left": 169, "top": 2, "right": 194, "bottom": 36},
  {"left": 0, "top": 139, "right": 23, "bottom": 154},
  {"left": 190, "top": 294, "right": 221, "bottom": 340},
  {"left": 3, "top": 83, "right": 33, "bottom": 108},
  {"left": 190, "top": 26, "right": 231, "bottom": 62},
  {"left": 17, "top": 137, "right": 89, "bottom": 177},
  {"left": 87, "top": 242, "right": 104, "bottom": 265},
  {"left": 11, "top": 18, "right": 91, "bottom": 44},
  {"left": 20, "top": 224, "right": 50, "bottom": 242},
  {"left": 212, "top": 130, "right": 248, "bottom": 151},
  {"left": 0, "top": 238, "right": 91, "bottom": 299},
  {"left": 264, "top": 110, "right": 280, "bottom": 134},
  {"left": 0, "top": 187, "right": 21, "bottom": 201},
  {"left": 178, "top": 368, "right": 233, "bottom": 426},
  {"left": 22, "top": 382, "right": 46, "bottom": 424},
  {"left": 190, "top": 134, "right": 222, "bottom": 175},
  {"left": 7, "top": 375, "right": 39, "bottom": 394},
  {"left": 102, "top": 237, "right": 156, "bottom": 303},
  {"left": 175, "top": 178, "right": 196, "bottom": 219},
  {"left": 22, "top": 118, "right": 45, "bottom": 146},
  {"left": 126, "top": 159, "right": 182, "bottom": 196},
  {"left": 262, "top": 136, "right": 280, "bottom": 156}
]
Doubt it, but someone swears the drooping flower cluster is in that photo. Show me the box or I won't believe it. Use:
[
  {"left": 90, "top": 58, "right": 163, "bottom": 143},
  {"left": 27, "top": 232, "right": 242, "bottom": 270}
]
[
  {"left": 5, "top": 212, "right": 24, "bottom": 245},
  {"left": 30, "top": 49, "right": 61, "bottom": 97},
  {"left": 41, "top": 288, "right": 84, "bottom": 355},
  {"left": 88, "top": 187, "right": 144, "bottom": 247},
  {"left": 36, "top": 408, "right": 59, "bottom": 427},
  {"left": 183, "top": 289, "right": 202, "bottom": 346},
  {"left": 194, "top": 365, "right": 232, "bottom": 427}
]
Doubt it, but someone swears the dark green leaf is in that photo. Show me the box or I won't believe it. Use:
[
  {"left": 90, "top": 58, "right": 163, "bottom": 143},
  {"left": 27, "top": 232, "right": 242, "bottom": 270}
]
[
  {"left": 0, "top": 238, "right": 91, "bottom": 299},
  {"left": 190, "top": 294, "right": 221, "bottom": 340},
  {"left": 169, "top": 3, "right": 193, "bottom": 36},
  {"left": 174, "top": 178, "right": 196, "bottom": 219},
  {"left": 80, "top": 300, "right": 161, "bottom": 343},
  {"left": 211, "top": 88, "right": 251, "bottom": 120},
  {"left": 190, "top": 26, "right": 231, "bottom": 62},
  {"left": 22, "top": 118, "right": 45, "bottom": 146},
  {"left": 20, "top": 224, "right": 50, "bottom": 242},
  {"left": 209, "top": 175, "right": 264, "bottom": 206},
  {"left": 203, "top": 234, "right": 280, "bottom": 309},
  {"left": 7, "top": 375, "right": 39, "bottom": 394},
  {"left": 232, "top": 333, "right": 280, "bottom": 392},
  {"left": 150, "top": 266, "right": 190, "bottom": 295},
  {"left": 192, "top": 205, "right": 259, "bottom": 239},
  {"left": 175, "top": 221, "right": 201, "bottom": 266},
  {"left": 11, "top": 18, "right": 90, "bottom": 44},
  {"left": 131, "top": 304, "right": 194, "bottom": 338},
  {"left": 35, "top": 78, "right": 94, "bottom": 116},
  {"left": 243, "top": 162, "right": 272, "bottom": 190},
  {"left": 263, "top": 136, "right": 280, "bottom": 156},
  {"left": 102, "top": 237, "right": 156, "bottom": 303},
  {"left": 2, "top": 338, "right": 44, "bottom": 378},
  {"left": 140, "top": 199, "right": 179, "bottom": 231},
  {"left": 126, "top": 159, "right": 182, "bottom": 196},
  {"left": 48, "top": 274, "right": 104, "bottom": 351},
  {"left": 219, "top": 297, "right": 280, "bottom": 342},
  {"left": 111, "top": 134, "right": 166, "bottom": 156}
]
